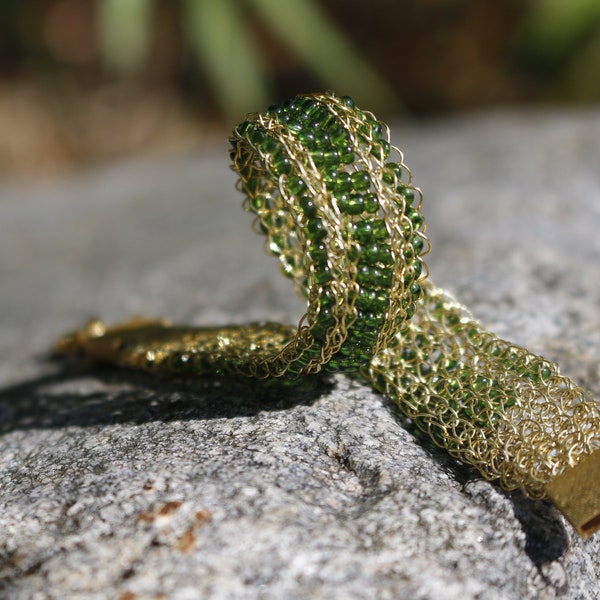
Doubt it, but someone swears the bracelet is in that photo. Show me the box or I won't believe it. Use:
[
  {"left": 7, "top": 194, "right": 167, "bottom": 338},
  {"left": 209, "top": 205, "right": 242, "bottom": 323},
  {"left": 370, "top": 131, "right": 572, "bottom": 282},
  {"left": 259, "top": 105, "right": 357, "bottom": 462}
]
[{"left": 54, "top": 92, "right": 600, "bottom": 538}]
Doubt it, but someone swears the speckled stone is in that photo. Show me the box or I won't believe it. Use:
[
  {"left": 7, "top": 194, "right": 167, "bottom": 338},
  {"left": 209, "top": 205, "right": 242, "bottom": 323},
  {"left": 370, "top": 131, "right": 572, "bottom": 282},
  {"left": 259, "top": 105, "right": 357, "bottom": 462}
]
[{"left": 1, "top": 109, "right": 599, "bottom": 599}]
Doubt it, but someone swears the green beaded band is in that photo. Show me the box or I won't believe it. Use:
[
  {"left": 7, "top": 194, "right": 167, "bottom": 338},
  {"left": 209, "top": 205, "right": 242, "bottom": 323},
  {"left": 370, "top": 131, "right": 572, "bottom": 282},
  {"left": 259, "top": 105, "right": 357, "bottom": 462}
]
[{"left": 230, "top": 92, "right": 428, "bottom": 375}]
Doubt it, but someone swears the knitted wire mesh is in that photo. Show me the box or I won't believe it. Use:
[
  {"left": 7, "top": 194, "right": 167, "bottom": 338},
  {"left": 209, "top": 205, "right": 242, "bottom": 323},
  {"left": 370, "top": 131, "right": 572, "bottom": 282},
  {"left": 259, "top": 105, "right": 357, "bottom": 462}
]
[{"left": 368, "top": 280, "right": 600, "bottom": 497}]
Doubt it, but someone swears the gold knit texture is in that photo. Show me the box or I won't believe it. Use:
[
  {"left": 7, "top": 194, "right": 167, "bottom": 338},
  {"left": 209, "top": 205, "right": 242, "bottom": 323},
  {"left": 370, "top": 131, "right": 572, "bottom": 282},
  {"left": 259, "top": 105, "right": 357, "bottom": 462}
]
[
  {"left": 369, "top": 281, "right": 600, "bottom": 500},
  {"left": 55, "top": 92, "right": 600, "bottom": 537}
]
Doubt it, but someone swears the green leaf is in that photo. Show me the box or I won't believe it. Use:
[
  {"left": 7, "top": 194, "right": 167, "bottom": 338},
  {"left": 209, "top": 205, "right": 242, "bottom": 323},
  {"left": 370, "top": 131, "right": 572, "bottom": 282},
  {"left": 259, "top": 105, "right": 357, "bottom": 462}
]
[{"left": 183, "top": 0, "right": 269, "bottom": 120}]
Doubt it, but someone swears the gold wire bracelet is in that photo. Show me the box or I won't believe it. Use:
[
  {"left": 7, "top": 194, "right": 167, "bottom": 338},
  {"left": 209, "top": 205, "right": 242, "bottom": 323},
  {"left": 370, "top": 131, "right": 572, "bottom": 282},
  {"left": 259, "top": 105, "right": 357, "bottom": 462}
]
[{"left": 54, "top": 92, "right": 600, "bottom": 539}]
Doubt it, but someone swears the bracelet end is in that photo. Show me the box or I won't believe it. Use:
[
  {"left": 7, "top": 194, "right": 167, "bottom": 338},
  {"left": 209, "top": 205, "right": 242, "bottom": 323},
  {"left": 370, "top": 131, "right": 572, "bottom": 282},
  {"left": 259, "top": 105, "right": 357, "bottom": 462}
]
[
  {"left": 52, "top": 317, "right": 171, "bottom": 360},
  {"left": 545, "top": 449, "right": 600, "bottom": 539}
]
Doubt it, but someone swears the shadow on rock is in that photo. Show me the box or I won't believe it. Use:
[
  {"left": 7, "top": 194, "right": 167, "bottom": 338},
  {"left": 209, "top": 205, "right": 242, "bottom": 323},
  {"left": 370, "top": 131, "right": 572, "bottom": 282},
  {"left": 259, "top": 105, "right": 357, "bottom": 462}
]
[
  {"left": 0, "top": 361, "right": 331, "bottom": 433},
  {"left": 382, "top": 394, "right": 570, "bottom": 563},
  {"left": 511, "top": 492, "right": 570, "bottom": 568}
]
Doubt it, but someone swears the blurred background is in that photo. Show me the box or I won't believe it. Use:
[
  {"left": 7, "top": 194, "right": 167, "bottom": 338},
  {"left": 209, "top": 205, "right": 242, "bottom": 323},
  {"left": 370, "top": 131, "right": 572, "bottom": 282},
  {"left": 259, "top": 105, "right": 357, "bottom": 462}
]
[{"left": 1, "top": 0, "right": 600, "bottom": 178}]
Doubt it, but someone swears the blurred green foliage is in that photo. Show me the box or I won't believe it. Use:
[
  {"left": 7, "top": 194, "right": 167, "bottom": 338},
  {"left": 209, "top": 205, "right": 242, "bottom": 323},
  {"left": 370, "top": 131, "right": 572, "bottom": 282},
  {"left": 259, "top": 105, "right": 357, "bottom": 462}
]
[
  {"left": 97, "top": 0, "right": 398, "bottom": 118},
  {"left": 3, "top": 0, "right": 600, "bottom": 175},
  {"left": 98, "top": 0, "right": 154, "bottom": 77},
  {"left": 516, "top": 0, "right": 600, "bottom": 101},
  {"left": 1, "top": 0, "right": 600, "bottom": 117}
]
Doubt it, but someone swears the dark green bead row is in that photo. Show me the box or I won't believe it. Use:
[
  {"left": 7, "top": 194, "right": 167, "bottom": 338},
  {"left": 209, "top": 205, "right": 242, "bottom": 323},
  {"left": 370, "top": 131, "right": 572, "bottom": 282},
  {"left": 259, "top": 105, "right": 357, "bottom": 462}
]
[{"left": 279, "top": 94, "right": 395, "bottom": 372}]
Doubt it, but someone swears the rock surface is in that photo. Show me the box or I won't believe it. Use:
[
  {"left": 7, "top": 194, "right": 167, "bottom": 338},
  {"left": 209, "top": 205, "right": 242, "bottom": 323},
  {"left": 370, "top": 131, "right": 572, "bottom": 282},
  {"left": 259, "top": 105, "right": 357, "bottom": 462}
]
[{"left": 1, "top": 109, "right": 600, "bottom": 599}]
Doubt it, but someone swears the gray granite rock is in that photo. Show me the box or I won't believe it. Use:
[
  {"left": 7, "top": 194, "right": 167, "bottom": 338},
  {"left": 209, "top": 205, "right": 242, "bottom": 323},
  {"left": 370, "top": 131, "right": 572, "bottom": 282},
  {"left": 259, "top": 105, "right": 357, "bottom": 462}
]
[{"left": 1, "top": 109, "right": 600, "bottom": 599}]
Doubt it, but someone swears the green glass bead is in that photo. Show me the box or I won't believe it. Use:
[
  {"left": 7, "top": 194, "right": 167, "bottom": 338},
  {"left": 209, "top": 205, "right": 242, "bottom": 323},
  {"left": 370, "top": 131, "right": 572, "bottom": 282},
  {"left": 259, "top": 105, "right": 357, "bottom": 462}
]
[
  {"left": 409, "top": 282, "right": 422, "bottom": 300},
  {"left": 308, "top": 105, "right": 329, "bottom": 123},
  {"left": 281, "top": 99, "right": 297, "bottom": 114},
  {"left": 357, "top": 264, "right": 392, "bottom": 288},
  {"left": 307, "top": 118, "right": 323, "bottom": 132},
  {"left": 323, "top": 169, "right": 338, "bottom": 185},
  {"left": 272, "top": 155, "right": 292, "bottom": 175},
  {"left": 446, "top": 313, "right": 461, "bottom": 327},
  {"left": 322, "top": 114, "right": 339, "bottom": 132},
  {"left": 333, "top": 139, "right": 354, "bottom": 153},
  {"left": 337, "top": 344, "right": 353, "bottom": 357},
  {"left": 351, "top": 171, "right": 371, "bottom": 192},
  {"left": 312, "top": 306, "right": 336, "bottom": 334},
  {"left": 356, "top": 287, "right": 389, "bottom": 312},
  {"left": 312, "top": 149, "right": 340, "bottom": 167},
  {"left": 286, "top": 175, "right": 306, "bottom": 196},
  {"left": 383, "top": 163, "right": 402, "bottom": 185},
  {"left": 273, "top": 210, "right": 290, "bottom": 229},
  {"left": 248, "top": 128, "right": 267, "bottom": 147},
  {"left": 473, "top": 376, "right": 490, "bottom": 393},
  {"left": 323, "top": 149, "right": 340, "bottom": 165},
  {"left": 250, "top": 195, "right": 269, "bottom": 211},
  {"left": 307, "top": 219, "right": 327, "bottom": 241},
  {"left": 407, "top": 206, "right": 423, "bottom": 228},
  {"left": 363, "top": 193, "right": 379, "bottom": 213},
  {"left": 237, "top": 120, "right": 253, "bottom": 137},
  {"left": 353, "top": 219, "right": 388, "bottom": 243},
  {"left": 310, "top": 149, "right": 324, "bottom": 164},
  {"left": 371, "top": 121, "right": 384, "bottom": 139},
  {"left": 260, "top": 138, "right": 279, "bottom": 155},
  {"left": 399, "top": 214, "right": 414, "bottom": 236},
  {"left": 412, "top": 234, "right": 425, "bottom": 254},
  {"left": 341, "top": 95, "right": 355, "bottom": 108},
  {"left": 298, "top": 130, "right": 316, "bottom": 145},
  {"left": 333, "top": 172, "right": 352, "bottom": 193},
  {"left": 445, "top": 359, "right": 459, "bottom": 372},
  {"left": 268, "top": 236, "right": 285, "bottom": 255},
  {"left": 371, "top": 139, "right": 391, "bottom": 160},
  {"left": 354, "top": 313, "right": 382, "bottom": 334},
  {"left": 412, "top": 260, "right": 423, "bottom": 280},
  {"left": 337, "top": 194, "right": 364, "bottom": 215},
  {"left": 363, "top": 242, "right": 392, "bottom": 265},
  {"left": 314, "top": 266, "right": 333, "bottom": 285},
  {"left": 318, "top": 288, "right": 336, "bottom": 308},
  {"left": 287, "top": 121, "right": 303, "bottom": 133},
  {"left": 299, "top": 98, "right": 320, "bottom": 119},
  {"left": 309, "top": 242, "right": 328, "bottom": 264},
  {"left": 334, "top": 357, "right": 353, "bottom": 369},
  {"left": 316, "top": 130, "right": 333, "bottom": 145},
  {"left": 401, "top": 186, "right": 415, "bottom": 202},
  {"left": 331, "top": 129, "right": 350, "bottom": 147},
  {"left": 266, "top": 103, "right": 282, "bottom": 117},
  {"left": 378, "top": 221, "right": 391, "bottom": 240},
  {"left": 243, "top": 176, "right": 260, "bottom": 195},
  {"left": 299, "top": 196, "right": 318, "bottom": 218}
]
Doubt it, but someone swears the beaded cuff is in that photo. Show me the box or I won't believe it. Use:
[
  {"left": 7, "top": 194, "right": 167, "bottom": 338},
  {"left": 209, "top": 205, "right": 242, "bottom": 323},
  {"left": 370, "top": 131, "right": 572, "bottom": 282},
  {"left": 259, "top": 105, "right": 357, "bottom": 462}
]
[{"left": 230, "top": 93, "right": 428, "bottom": 375}]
